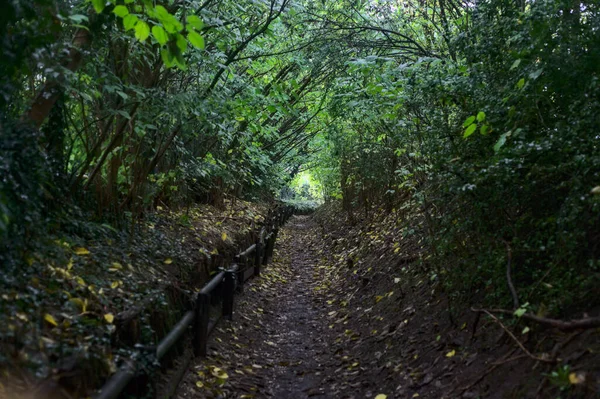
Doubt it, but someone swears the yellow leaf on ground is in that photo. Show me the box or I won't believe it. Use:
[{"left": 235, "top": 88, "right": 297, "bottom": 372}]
[
  {"left": 104, "top": 313, "right": 114, "bottom": 323},
  {"left": 69, "top": 298, "right": 87, "bottom": 312},
  {"left": 44, "top": 313, "right": 58, "bottom": 326},
  {"left": 74, "top": 247, "right": 90, "bottom": 255},
  {"left": 210, "top": 367, "right": 228, "bottom": 379},
  {"left": 195, "top": 381, "right": 204, "bottom": 388},
  {"left": 110, "top": 281, "right": 119, "bottom": 289},
  {"left": 221, "top": 232, "right": 228, "bottom": 241},
  {"left": 446, "top": 350, "right": 456, "bottom": 357},
  {"left": 375, "top": 395, "right": 387, "bottom": 399},
  {"left": 569, "top": 372, "right": 585, "bottom": 385},
  {"left": 164, "top": 258, "right": 173, "bottom": 264},
  {"left": 110, "top": 262, "right": 123, "bottom": 271}
]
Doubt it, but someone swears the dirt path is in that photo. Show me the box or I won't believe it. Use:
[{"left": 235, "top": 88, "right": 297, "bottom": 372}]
[
  {"left": 176, "top": 216, "right": 348, "bottom": 398},
  {"left": 176, "top": 214, "right": 600, "bottom": 399}
]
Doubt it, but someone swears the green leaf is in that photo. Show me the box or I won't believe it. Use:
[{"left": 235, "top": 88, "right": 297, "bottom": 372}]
[
  {"left": 516, "top": 78, "right": 525, "bottom": 89},
  {"left": 154, "top": 5, "right": 170, "bottom": 19},
  {"left": 188, "top": 30, "right": 205, "bottom": 50},
  {"left": 462, "top": 115, "right": 476, "bottom": 128},
  {"left": 152, "top": 26, "right": 169, "bottom": 45},
  {"left": 463, "top": 123, "right": 477, "bottom": 138},
  {"left": 69, "top": 14, "right": 89, "bottom": 24},
  {"left": 510, "top": 59, "right": 521, "bottom": 70},
  {"left": 135, "top": 21, "right": 150, "bottom": 42},
  {"left": 123, "top": 14, "right": 138, "bottom": 31},
  {"left": 480, "top": 124, "right": 489, "bottom": 135},
  {"left": 154, "top": 5, "right": 182, "bottom": 33},
  {"left": 113, "top": 5, "right": 129, "bottom": 18},
  {"left": 174, "top": 51, "right": 187, "bottom": 70},
  {"left": 176, "top": 33, "right": 188, "bottom": 53},
  {"left": 529, "top": 68, "right": 543, "bottom": 80},
  {"left": 90, "top": 0, "right": 105, "bottom": 13},
  {"left": 187, "top": 15, "right": 204, "bottom": 30},
  {"left": 161, "top": 49, "right": 175, "bottom": 68},
  {"left": 494, "top": 132, "right": 509, "bottom": 152},
  {"left": 476, "top": 111, "right": 486, "bottom": 122},
  {"left": 514, "top": 307, "right": 526, "bottom": 317}
]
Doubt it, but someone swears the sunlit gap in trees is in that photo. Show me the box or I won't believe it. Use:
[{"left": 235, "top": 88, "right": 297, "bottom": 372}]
[{"left": 281, "top": 170, "right": 324, "bottom": 205}]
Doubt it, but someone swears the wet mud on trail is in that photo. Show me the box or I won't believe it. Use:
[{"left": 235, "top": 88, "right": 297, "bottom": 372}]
[{"left": 176, "top": 216, "right": 369, "bottom": 398}]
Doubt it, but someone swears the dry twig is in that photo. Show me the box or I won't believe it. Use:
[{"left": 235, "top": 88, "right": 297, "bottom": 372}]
[
  {"left": 474, "top": 309, "right": 554, "bottom": 364},
  {"left": 471, "top": 308, "right": 600, "bottom": 331}
]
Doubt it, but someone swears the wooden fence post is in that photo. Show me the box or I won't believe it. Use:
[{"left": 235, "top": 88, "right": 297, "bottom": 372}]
[
  {"left": 262, "top": 235, "right": 269, "bottom": 265},
  {"left": 269, "top": 229, "right": 279, "bottom": 260},
  {"left": 193, "top": 293, "right": 210, "bottom": 356},
  {"left": 254, "top": 238, "right": 262, "bottom": 276},
  {"left": 234, "top": 255, "right": 244, "bottom": 292},
  {"left": 222, "top": 270, "right": 235, "bottom": 320}
]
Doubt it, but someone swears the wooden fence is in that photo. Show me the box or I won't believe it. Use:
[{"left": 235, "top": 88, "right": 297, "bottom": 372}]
[{"left": 93, "top": 205, "right": 293, "bottom": 399}]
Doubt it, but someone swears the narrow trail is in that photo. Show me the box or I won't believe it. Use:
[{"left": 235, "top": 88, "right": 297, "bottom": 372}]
[{"left": 177, "top": 215, "right": 349, "bottom": 398}]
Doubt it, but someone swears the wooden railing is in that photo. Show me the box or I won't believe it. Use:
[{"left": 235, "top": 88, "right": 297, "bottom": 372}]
[{"left": 94, "top": 205, "right": 293, "bottom": 399}]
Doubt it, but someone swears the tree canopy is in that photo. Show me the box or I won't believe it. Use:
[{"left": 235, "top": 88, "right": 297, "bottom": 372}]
[{"left": 2, "top": 0, "right": 600, "bottom": 345}]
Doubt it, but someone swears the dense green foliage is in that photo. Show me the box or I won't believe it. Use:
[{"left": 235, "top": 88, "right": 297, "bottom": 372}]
[
  {"left": 309, "top": 0, "right": 600, "bottom": 314},
  {"left": 2, "top": 0, "right": 599, "bottom": 331}
]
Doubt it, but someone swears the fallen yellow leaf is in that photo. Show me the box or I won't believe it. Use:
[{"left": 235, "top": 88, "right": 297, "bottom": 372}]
[
  {"left": 44, "top": 313, "right": 58, "bottom": 326},
  {"left": 104, "top": 313, "right": 114, "bottom": 323},
  {"left": 195, "top": 381, "right": 204, "bottom": 388},
  {"left": 210, "top": 367, "right": 228, "bottom": 379},
  {"left": 221, "top": 232, "right": 228, "bottom": 241},
  {"left": 74, "top": 247, "right": 90, "bottom": 255},
  {"left": 109, "top": 262, "right": 123, "bottom": 271},
  {"left": 69, "top": 298, "right": 87, "bottom": 312},
  {"left": 110, "top": 281, "right": 119, "bottom": 289},
  {"left": 446, "top": 350, "right": 456, "bottom": 358},
  {"left": 164, "top": 258, "right": 173, "bottom": 264},
  {"left": 375, "top": 395, "right": 387, "bottom": 399},
  {"left": 569, "top": 372, "right": 585, "bottom": 385}
]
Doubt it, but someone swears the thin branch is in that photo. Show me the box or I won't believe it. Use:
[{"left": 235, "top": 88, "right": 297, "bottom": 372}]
[
  {"left": 475, "top": 309, "right": 554, "bottom": 363},
  {"left": 504, "top": 241, "right": 519, "bottom": 309},
  {"left": 472, "top": 308, "right": 600, "bottom": 331}
]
